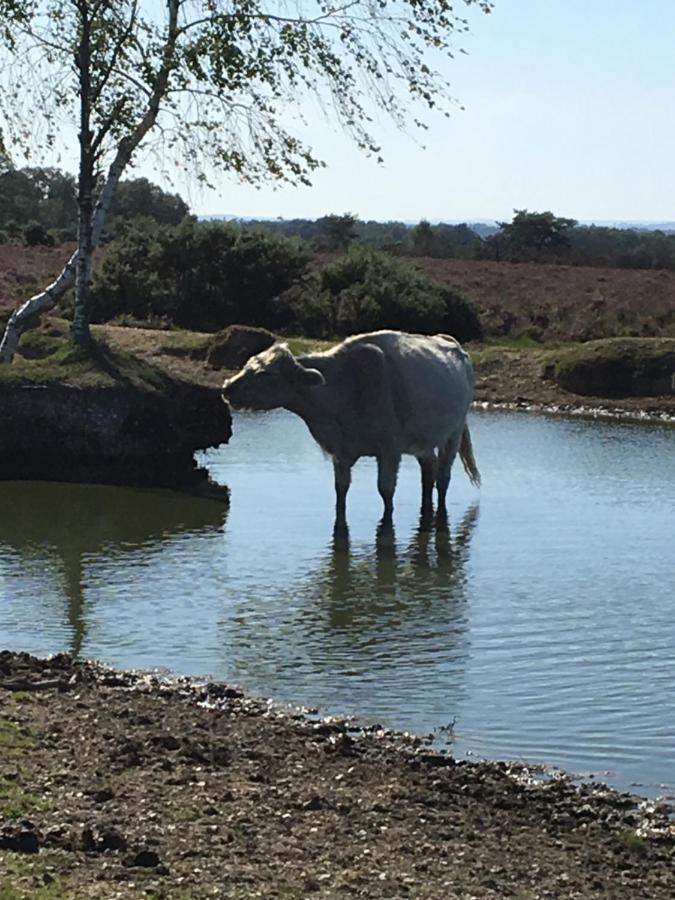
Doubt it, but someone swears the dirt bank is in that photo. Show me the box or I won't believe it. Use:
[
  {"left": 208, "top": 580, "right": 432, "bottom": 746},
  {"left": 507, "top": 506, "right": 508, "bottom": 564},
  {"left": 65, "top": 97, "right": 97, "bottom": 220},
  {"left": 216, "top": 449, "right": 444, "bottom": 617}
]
[
  {"left": 1, "top": 652, "right": 674, "bottom": 899},
  {"left": 93, "top": 323, "right": 675, "bottom": 423}
]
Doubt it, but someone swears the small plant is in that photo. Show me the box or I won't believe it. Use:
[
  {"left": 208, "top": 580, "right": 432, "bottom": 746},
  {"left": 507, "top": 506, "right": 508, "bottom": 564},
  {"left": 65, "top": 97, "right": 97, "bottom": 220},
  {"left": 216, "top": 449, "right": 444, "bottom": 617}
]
[{"left": 620, "top": 830, "right": 648, "bottom": 854}]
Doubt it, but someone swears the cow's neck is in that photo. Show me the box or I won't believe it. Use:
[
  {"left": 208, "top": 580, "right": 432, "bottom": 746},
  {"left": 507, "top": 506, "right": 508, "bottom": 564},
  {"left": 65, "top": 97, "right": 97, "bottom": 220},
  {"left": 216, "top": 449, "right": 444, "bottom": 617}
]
[{"left": 290, "top": 355, "right": 338, "bottom": 423}]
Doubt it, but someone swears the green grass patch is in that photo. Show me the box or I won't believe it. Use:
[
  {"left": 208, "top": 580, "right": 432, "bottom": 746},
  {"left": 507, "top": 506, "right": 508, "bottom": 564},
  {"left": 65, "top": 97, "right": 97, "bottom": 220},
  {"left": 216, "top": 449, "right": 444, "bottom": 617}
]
[
  {"left": 0, "top": 717, "right": 32, "bottom": 751},
  {"left": 283, "top": 336, "right": 337, "bottom": 356},
  {"left": 158, "top": 329, "right": 212, "bottom": 359},
  {"left": 1, "top": 332, "right": 175, "bottom": 392},
  {"left": 0, "top": 778, "right": 47, "bottom": 820},
  {"left": 6, "top": 692, "right": 33, "bottom": 704},
  {"left": 620, "top": 829, "right": 648, "bottom": 854},
  {"left": 0, "top": 852, "right": 73, "bottom": 899}
]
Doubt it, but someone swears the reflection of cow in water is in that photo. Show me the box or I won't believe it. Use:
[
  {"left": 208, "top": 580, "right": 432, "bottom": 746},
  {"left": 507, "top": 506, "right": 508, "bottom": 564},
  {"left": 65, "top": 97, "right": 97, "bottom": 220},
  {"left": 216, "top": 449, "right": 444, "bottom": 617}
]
[{"left": 222, "top": 330, "right": 480, "bottom": 521}]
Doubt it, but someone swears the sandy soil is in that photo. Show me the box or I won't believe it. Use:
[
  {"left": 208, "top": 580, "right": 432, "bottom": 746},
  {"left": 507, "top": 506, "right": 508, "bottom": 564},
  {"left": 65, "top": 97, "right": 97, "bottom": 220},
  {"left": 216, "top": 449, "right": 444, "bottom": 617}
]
[
  {"left": 1, "top": 652, "right": 674, "bottom": 899},
  {"left": 469, "top": 347, "right": 675, "bottom": 421}
]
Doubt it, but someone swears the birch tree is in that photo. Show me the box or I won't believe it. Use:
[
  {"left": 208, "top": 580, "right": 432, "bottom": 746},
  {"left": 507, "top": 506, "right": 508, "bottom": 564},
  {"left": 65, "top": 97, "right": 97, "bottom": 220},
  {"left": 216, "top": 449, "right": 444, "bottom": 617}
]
[{"left": 0, "top": 0, "right": 492, "bottom": 363}]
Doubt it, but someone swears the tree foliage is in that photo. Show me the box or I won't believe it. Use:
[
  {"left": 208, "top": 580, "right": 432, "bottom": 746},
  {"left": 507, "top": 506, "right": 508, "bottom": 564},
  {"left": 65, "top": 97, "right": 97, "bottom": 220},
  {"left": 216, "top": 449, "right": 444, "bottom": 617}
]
[
  {"left": 0, "top": 0, "right": 493, "bottom": 359},
  {"left": 0, "top": 166, "right": 188, "bottom": 241},
  {"left": 493, "top": 209, "right": 578, "bottom": 260},
  {"left": 316, "top": 214, "right": 359, "bottom": 251},
  {"left": 0, "top": 167, "right": 78, "bottom": 234}
]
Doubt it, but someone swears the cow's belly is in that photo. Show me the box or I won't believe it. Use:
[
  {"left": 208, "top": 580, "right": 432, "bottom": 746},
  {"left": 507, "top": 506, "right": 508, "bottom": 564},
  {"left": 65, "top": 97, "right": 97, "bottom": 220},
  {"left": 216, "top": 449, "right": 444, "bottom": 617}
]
[{"left": 398, "top": 396, "right": 470, "bottom": 455}]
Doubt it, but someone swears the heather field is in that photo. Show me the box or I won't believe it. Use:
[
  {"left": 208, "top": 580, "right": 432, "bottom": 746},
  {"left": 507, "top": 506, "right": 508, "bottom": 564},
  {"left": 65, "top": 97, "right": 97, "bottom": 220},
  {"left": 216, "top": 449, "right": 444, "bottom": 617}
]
[
  {"left": 0, "top": 244, "right": 78, "bottom": 313},
  {"left": 415, "top": 256, "right": 675, "bottom": 342},
  {"left": 2, "top": 244, "right": 674, "bottom": 345}
]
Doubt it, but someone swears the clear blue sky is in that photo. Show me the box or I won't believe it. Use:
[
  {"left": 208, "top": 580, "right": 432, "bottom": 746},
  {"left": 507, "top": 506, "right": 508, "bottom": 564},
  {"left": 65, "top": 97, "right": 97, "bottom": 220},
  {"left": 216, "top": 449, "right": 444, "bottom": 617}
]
[{"left": 147, "top": 1, "right": 675, "bottom": 222}]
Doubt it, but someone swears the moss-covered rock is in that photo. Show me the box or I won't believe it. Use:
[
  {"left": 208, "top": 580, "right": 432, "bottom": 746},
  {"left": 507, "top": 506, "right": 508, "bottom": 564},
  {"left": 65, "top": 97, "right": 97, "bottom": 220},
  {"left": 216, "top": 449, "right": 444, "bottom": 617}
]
[{"left": 554, "top": 338, "right": 675, "bottom": 398}]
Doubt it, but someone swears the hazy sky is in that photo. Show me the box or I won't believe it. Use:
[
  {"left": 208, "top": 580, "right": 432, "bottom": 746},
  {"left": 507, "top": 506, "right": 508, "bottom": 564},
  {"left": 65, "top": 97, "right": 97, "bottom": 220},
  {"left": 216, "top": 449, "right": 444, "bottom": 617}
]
[{"left": 87, "top": 2, "right": 675, "bottom": 222}]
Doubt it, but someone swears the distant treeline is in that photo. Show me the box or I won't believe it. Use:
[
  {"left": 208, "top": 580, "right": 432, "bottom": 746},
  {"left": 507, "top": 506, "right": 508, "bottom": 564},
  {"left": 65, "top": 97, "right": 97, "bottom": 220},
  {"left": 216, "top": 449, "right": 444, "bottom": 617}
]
[
  {"left": 3, "top": 162, "right": 675, "bottom": 273},
  {"left": 244, "top": 210, "right": 675, "bottom": 272},
  {"left": 0, "top": 165, "right": 189, "bottom": 246}
]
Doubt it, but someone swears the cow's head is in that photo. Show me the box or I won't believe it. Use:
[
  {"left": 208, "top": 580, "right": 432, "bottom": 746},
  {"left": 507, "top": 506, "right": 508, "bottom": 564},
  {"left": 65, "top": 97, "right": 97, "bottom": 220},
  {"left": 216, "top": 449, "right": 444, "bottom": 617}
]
[{"left": 222, "top": 344, "right": 325, "bottom": 410}]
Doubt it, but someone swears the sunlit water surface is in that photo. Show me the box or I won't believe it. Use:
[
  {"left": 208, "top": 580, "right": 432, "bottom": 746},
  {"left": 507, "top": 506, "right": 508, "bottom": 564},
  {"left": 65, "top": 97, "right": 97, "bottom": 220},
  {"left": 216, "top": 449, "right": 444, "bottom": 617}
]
[{"left": 1, "top": 410, "right": 674, "bottom": 797}]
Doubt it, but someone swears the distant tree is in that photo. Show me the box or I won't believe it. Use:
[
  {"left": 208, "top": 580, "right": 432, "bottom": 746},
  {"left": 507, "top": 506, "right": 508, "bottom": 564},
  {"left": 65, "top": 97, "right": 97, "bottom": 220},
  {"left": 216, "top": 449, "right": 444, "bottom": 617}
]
[
  {"left": 411, "top": 219, "right": 437, "bottom": 256},
  {"left": 0, "top": 168, "right": 42, "bottom": 227},
  {"left": 316, "top": 214, "right": 359, "bottom": 251},
  {"left": 498, "top": 209, "right": 578, "bottom": 260},
  {"left": 108, "top": 178, "right": 189, "bottom": 227},
  {"left": 0, "top": 166, "right": 189, "bottom": 241},
  {"left": 0, "top": 0, "right": 493, "bottom": 362}
]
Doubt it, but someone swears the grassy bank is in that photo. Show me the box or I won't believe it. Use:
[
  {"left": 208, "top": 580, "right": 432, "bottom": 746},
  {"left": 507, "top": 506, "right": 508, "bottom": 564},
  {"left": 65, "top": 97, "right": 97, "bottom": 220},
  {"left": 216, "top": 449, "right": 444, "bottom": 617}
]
[
  {"left": 0, "top": 322, "right": 172, "bottom": 393},
  {"left": 3, "top": 317, "right": 674, "bottom": 421}
]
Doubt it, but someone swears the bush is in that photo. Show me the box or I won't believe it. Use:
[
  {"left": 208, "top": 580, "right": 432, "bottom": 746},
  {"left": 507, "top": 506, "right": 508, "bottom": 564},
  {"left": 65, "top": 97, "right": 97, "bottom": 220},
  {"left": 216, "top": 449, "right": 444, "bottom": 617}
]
[
  {"left": 280, "top": 245, "right": 483, "bottom": 341},
  {"left": 91, "top": 219, "right": 311, "bottom": 331},
  {"left": 23, "top": 221, "right": 54, "bottom": 246},
  {"left": 50, "top": 227, "right": 77, "bottom": 244}
]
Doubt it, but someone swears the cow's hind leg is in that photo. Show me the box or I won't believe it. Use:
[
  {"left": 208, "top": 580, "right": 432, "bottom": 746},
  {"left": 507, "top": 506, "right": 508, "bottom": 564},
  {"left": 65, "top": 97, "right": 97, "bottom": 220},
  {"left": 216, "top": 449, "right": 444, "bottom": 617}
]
[
  {"left": 333, "top": 457, "right": 352, "bottom": 526},
  {"left": 376, "top": 452, "right": 401, "bottom": 519},
  {"left": 417, "top": 452, "right": 438, "bottom": 517},
  {"left": 436, "top": 431, "right": 463, "bottom": 511}
]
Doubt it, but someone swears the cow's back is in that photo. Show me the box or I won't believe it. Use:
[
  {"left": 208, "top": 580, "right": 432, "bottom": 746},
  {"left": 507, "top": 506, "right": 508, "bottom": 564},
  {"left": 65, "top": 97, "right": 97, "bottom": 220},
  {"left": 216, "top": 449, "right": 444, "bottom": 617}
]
[{"left": 339, "top": 331, "right": 474, "bottom": 455}]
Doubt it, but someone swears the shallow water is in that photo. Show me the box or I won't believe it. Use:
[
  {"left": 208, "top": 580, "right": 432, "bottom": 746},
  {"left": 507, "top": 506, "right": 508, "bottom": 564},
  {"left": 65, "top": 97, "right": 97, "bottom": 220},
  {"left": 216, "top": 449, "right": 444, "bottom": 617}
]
[{"left": 1, "top": 409, "right": 674, "bottom": 797}]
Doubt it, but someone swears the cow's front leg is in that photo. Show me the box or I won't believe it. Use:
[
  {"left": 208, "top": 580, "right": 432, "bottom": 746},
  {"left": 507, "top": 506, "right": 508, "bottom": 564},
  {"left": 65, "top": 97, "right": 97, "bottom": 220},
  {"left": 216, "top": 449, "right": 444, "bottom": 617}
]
[
  {"left": 377, "top": 452, "right": 401, "bottom": 519},
  {"left": 333, "top": 457, "right": 352, "bottom": 525}
]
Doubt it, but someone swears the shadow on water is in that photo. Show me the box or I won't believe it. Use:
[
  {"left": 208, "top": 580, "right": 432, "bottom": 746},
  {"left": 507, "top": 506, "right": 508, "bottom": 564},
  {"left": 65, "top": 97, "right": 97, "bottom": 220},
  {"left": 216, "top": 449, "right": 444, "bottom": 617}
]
[{"left": 0, "top": 482, "right": 227, "bottom": 656}]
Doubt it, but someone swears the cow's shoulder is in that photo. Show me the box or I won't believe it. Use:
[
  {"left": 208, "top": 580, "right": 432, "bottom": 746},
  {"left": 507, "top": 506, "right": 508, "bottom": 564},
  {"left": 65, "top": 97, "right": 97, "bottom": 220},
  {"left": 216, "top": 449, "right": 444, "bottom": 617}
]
[{"left": 333, "top": 340, "right": 390, "bottom": 414}]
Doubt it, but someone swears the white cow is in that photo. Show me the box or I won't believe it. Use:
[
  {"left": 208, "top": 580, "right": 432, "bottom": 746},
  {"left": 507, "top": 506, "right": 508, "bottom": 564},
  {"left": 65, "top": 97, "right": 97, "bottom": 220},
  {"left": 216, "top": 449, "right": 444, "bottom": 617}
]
[{"left": 222, "top": 330, "right": 479, "bottom": 520}]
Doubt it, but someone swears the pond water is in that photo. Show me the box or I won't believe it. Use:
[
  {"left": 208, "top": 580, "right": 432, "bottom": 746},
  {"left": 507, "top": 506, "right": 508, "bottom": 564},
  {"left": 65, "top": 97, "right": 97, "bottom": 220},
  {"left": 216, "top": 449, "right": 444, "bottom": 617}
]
[{"left": 1, "top": 409, "right": 674, "bottom": 798}]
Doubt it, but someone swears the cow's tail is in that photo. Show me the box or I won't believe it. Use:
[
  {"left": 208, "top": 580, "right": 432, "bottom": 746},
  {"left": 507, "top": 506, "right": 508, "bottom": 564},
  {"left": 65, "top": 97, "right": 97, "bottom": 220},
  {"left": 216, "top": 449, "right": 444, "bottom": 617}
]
[{"left": 459, "top": 424, "right": 481, "bottom": 487}]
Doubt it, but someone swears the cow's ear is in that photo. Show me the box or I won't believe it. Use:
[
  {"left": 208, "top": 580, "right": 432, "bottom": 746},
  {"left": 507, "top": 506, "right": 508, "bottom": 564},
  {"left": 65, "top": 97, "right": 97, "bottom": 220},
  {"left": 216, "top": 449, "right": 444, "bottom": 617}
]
[{"left": 296, "top": 366, "right": 325, "bottom": 387}]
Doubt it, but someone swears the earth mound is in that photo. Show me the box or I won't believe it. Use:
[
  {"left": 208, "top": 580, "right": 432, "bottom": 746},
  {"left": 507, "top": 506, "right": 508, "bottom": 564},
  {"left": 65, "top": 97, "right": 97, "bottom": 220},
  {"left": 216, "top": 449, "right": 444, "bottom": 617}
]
[
  {"left": 553, "top": 338, "right": 675, "bottom": 398},
  {"left": 0, "top": 326, "right": 232, "bottom": 487},
  {"left": 206, "top": 324, "right": 276, "bottom": 370}
]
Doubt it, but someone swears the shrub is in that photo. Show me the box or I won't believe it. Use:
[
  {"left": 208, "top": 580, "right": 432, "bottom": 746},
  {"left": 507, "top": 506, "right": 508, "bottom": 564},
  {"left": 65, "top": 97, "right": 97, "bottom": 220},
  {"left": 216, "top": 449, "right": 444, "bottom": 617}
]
[
  {"left": 91, "top": 219, "right": 310, "bottom": 331},
  {"left": 281, "top": 245, "right": 483, "bottom": 341},
  {"left": 23, "top": 221, "right": 54, "bottom": 246},
  {"left": 49, "top": 226, "right": 77, "bottom": 244}
]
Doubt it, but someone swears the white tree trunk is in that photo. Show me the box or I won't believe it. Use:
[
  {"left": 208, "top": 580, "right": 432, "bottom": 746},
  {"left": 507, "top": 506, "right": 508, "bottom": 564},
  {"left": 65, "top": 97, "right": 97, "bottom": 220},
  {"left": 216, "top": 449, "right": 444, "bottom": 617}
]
[{"left": 0, "top": 254, "right": 79, "bottom": 363}]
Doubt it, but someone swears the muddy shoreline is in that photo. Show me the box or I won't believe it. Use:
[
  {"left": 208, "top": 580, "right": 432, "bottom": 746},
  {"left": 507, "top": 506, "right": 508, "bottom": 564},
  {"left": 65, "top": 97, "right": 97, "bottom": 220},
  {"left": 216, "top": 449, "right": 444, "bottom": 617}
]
[{"left": 1, "top": 652, "right": 674, "bottom": 898}]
